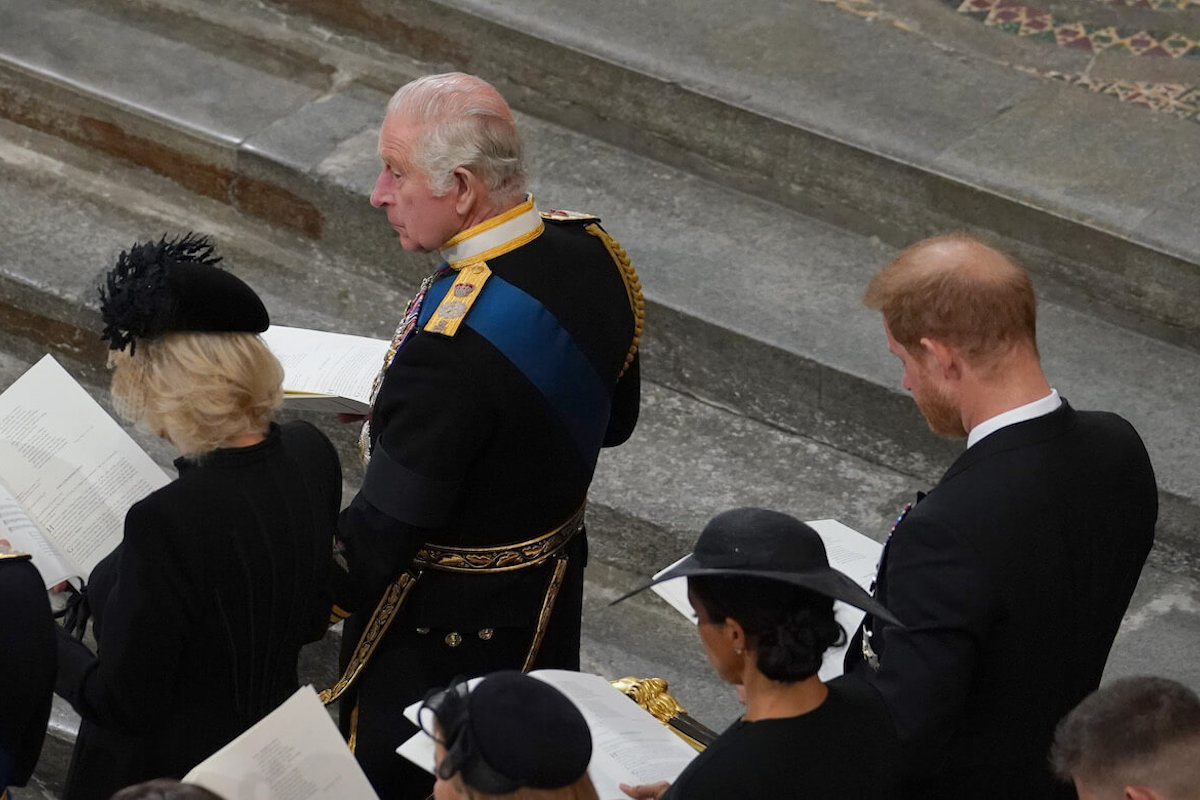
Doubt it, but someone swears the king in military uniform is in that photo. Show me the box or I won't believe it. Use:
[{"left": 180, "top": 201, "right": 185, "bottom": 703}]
[{"left": 327, "top": 73, "right": 643, "bottom": 798}]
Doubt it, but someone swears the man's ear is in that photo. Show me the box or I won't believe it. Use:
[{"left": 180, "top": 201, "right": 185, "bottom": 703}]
[
  {"left": 1124, "top": 786, "right": 1162, "bottom": 800},
  {"left": 450, "top": 166, "right": 483, "bottom": 216},
  {"left": 919, "top": 337, "right": 962, "bottom": 381}
]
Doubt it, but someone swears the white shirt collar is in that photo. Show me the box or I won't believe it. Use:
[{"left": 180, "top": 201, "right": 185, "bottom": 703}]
[
  {"left": 438, "top": 196, "right": 543, "bottom": 266},
  {"left": 967, "top": 389, "right": 1062, "bottom": 448}
]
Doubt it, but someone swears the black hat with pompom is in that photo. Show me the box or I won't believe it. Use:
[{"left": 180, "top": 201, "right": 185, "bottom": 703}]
[{"left": 99, "top": 233, "right": 268, "bottom": 354}]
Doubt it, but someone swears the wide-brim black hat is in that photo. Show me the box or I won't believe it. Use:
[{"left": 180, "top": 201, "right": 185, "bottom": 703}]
[
  {"left": 99, "top": 233, "right": 268, "bottom": 353},
  {"left": 612, "top": 507, "right": 903, "bottom": 628}
]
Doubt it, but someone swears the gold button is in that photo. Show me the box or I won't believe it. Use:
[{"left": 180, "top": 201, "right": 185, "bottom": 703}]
[
  {"left": 445, "top": 632, "right": 463, "bottom": 647},
  {"left": 478, "top": 628, "right": 494, "bottom": 640},
  {"left": 416, "top": 627, "right": 430, "bottom": 635}
]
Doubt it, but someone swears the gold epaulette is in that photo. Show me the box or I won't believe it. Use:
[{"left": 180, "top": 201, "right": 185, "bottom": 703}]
[
  {"left": 423, "top": 262, "right": 494, "bottom": 338},
  {"left": 540, "top": 209, "right": 599, "bottom": 222},
  {"left": 0, "top": 552, "right": 32, "bottom": 562},
  {"left": 584, "top": 224, "right": 644, "bottom": 379}
]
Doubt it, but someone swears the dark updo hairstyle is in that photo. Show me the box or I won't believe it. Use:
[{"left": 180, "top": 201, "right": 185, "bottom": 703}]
[{"left": 688, "top": 575, "right": 845, "bottom": 683}]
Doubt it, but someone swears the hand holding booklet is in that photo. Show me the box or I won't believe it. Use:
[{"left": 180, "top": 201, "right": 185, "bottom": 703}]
[
  {"left": 397, "top": 670, "right": 699, "bottom": 800},
  {"left": 0, "top": 355, "right": 169, "bottom": 588}
]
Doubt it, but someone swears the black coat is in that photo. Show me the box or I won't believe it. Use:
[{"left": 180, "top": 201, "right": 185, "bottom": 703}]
[
  {"left": 0, "top": 553, "right": 55, "bottom": 792},
  {"left": 845, "top": 402, "right": 1157, "bottom": 799},
  {"left": 335, "top": 211, "right": 640, "bottom": 798},
  {"left": 55, "top": 421, "right": 341, "bottom": 800},
  {"left": 662, "top": 676, "right": 901, "bottom": 800}
]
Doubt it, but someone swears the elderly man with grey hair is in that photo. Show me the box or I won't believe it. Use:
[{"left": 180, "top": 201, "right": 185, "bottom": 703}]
[
  {"left": 325, "top": 72, "right": 643, "bottom": 799},
  {"left": 1052, "top": 676, "right": 1200, "bottom": 800}
]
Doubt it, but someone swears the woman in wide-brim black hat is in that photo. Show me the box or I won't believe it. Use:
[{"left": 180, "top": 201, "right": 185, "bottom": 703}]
[
  {"left": 616, "top": 507, "right": 903, "bottom": 800},
  {"left": 53, "top": 234, "right": 343, "bottom": 800}
]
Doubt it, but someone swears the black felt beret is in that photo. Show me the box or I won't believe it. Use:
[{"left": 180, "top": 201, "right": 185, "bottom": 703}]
[
  {"left": 99, "top": 233, "right": 268, "bottom": 353},
  {"left": 433, "top": 671, "right": 593, "bottom": 792}
]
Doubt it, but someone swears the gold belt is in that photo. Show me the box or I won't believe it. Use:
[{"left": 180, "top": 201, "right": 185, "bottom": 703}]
[
  {"left": 320, "top": 501, "right": 586, "bottom": 707},
  {"left": 413, "top": 503, "right": 586, "bottom": 573}
]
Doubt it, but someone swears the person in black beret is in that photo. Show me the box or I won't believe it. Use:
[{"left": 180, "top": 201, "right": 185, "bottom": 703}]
[
  {"left": 0, "top": 540, "right": 56, "bottom": 800},
  {"left": 54, "top": 234, "right": 343, "bottom": 800},
  {"left": 615, "top": 508, "right": 903, "bottom": 800},
  {"left": 419, "top": 671, "right": 598, "bottom": 800}
]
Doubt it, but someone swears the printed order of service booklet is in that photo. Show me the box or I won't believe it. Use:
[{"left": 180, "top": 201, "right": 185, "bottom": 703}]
[
  {"left": 0, "top": 354, "right": 168, "bottom": 588},
  {"left": 184, "top": 685, "right": 379, "bottom": 800},
  {"left": 261, "top": 325, "right": 390, "bottom": 415}
]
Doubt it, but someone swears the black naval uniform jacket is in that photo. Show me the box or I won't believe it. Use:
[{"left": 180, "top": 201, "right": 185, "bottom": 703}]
[
  {"left": 0, "top": 553, "right": 55, "bottom": 795},
  {"left": 55, "top": 422, "right": 341, "bottom": 800},
  {"left": 334, "top": 203, "right": 640, "bottom": 793},
  {"left": 845, "top": 402, "right": 1157, "bottom": 800}
]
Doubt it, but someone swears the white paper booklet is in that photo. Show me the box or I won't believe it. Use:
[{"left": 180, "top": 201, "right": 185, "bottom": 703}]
[
  {"left": 261, "top": 325, "right": 390, "bottom": 415},
  {"left": 184, "top": 685, "right": 379, "bottom": 800},
  {"left": 397, "top": 670, "right": 698, "bottom": 800},
  {"left": 650, "top": 518, "right": 883, "bottom": 682},
  {"left": 0, "top": 355, "right": 170, "bottom": 588}
]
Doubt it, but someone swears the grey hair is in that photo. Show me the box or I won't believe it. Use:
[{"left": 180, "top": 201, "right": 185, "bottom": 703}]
[
  {"left": 386, "top": 73, "right": 527, "bottom": 204},
  {"left": 1051, "top": 676, "right": 1200, "bottom": 799}
]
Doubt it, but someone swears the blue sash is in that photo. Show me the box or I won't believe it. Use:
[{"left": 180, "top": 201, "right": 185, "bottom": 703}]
[{"left": 419, "top": 273, "right": 610, "bottom": 465}]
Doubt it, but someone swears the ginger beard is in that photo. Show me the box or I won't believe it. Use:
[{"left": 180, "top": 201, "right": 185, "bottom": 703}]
[
  {"left": 885, "top": 323, "right": 967, "bottom": 440},
  {"left": 913, "top": 376, "right": 967, "bottom": 440}
]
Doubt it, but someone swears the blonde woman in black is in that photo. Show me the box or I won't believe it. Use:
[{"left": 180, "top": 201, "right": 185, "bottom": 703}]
[{"left": 54, "top": 235, "right": 342, "bottom": 800}]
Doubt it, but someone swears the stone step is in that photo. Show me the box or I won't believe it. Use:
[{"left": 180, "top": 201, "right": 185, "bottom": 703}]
[
  {"left": 0, "top": 116, "right": 913, "bottom": 794},
  {"left": 3, "top": 101, "right": 1198, "bottom": 800},
  {"left": 0, "top": 6, "right": 1197, "bottom": 555},
  {"left": 3, "top": 0, "right": 1197, "bottom": 476},
  {"left": 47, "top": 0, "right": 1200, "bottom": 348},
  {"left": 0, "top": 0, "right": 1198, "bottom": 795}
]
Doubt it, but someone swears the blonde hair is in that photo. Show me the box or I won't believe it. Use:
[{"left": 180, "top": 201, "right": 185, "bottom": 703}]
[
  {"left": 110, "top": 331, "right": 283, "bottom": 456},
  {"left": 449, "top": 774, "right": 601, "bottom": 800}
]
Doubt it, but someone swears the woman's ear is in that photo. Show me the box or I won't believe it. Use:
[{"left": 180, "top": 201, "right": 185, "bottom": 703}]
[{"left": 726, "top": 617, "right": 747, "bottom": 655}]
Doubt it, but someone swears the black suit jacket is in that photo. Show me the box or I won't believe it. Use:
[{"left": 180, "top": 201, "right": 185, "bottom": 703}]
[{"left": 845, "top": 402, "right": 1157, "bottom": 799}]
